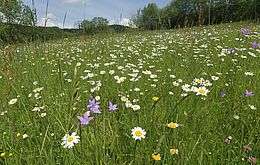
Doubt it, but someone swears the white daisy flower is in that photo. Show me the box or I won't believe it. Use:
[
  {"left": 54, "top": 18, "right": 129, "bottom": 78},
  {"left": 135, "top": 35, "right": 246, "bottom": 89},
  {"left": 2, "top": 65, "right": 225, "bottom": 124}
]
[
  {"left": 22, "top": 134, "right": 28, "bottom": 139},
  {"left": 131, "top": 127, "right": 146, "bottom": 140},
  {"left": 211, "top": 76, "right": 219, "bottom": 81},
  {"left": 33, "top": 87, "right": 44, "bottom": 93},
  {"left": 196, "top": 86, "right": 210, "bottom": 96},
  {"left": 173, "top": 81, "right": 179, "bottom": 86},
  {"left": 8, "top": 98, "right": 18, "bottom": 105},
  {"left": 131, "top": 104, "right": 140, "bottom": 111},
  {"left": 61, "top": 132, "right": 80, "bottom": 149},
  {"left": 181, "top": 84, "right": 191, "bottom": 92},
  {"left": 249, "top": 105, "right": 256, "bottom": 110}
]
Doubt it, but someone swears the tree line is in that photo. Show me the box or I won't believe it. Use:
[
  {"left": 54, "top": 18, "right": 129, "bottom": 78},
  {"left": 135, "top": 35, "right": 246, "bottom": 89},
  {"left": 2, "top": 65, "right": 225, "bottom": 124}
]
[
  {"left": 131, "top": 0, "right": 260, "bottom": 30},
  {"left": 74, "top": 17, "right": 110, "bottom": 35},
  {"left": 0, "top": 0, "right": 36, "bottom": 26}
]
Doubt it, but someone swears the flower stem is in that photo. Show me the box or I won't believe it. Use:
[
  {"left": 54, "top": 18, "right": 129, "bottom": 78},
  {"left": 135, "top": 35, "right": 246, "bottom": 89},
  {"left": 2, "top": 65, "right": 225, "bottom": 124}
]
[{"left": 133, "top": 141, "right": 138, "bottom": 163}]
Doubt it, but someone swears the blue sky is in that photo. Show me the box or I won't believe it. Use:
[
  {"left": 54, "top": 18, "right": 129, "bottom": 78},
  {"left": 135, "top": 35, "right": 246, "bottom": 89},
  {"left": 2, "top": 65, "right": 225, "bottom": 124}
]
[{"left": 21, "top": 0, "right": 170, "bottom": 28}]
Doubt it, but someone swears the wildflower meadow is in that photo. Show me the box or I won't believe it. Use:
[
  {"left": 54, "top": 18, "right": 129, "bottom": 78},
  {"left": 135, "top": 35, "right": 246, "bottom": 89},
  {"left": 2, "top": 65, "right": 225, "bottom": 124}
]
[{"left": 1, "top": 22, "right": 260, "bottom": 164}]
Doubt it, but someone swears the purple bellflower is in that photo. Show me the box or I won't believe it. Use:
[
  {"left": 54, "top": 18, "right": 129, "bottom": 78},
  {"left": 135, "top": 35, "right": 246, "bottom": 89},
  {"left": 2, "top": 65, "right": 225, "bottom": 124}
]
[
  {"left": 77, "top": 112, "right": 93, "bottom": 126},
  {"left": 220, "top": 91, "right": 226, "bottom": 97},
  {"left": 227, "top": 48, "right": 235, "bottom": 54},
  {"left": 248, "top": 156, "right": 257, "bottom": 164},
  {"left": 245, "top": 90, "right": 254, "bottom": 97},
  {"left": 241, "top": 28, "right": 250, "bottom": 35},
  {"left": 87, "top": 99, "right": 101, "bottom": 114},
  {"left": 109, "top": 102, "right": 118, "bottom": 112},
  {"left": 252, "top": 41, "right": 260, "bottom": 48}
]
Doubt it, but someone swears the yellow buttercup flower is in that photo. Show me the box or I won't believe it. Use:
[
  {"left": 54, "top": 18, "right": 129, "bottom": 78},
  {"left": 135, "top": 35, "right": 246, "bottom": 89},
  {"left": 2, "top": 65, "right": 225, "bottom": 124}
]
[
  {"left": 152, "top": 96, "right": 159, "bottom": 102},
  {"left": 152, "top": 153, "right": 161, "bottom": 161},
  {"left": 0, "top": 152, "right": 6, "bottom": 158},
  {"left": 16, "top": 132, "right": 21, "bottom": 137}
]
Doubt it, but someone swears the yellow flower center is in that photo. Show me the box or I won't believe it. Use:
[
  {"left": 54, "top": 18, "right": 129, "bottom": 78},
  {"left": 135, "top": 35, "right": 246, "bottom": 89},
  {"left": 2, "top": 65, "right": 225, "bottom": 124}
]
[
  {"left": 170, "top": 148, "right": 178, "bottom": 155},
  {"left": 198, "top": 89, "right": 205, "bottom": 94},
  {"left": 168, "top": 122, "right": 178, "bottom": 128},
  {"left": 67, "top": 136, "right": 74, "bottom": 142},
  {"left": 135, "top": 131, "right": 142, "bottom": 137}
]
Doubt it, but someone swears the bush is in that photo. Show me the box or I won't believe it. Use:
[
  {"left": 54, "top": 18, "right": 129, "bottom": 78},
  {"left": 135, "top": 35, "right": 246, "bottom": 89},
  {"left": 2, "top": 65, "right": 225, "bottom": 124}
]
[{"left": 0, "top": 22, "right": 73, "bottom": 46}]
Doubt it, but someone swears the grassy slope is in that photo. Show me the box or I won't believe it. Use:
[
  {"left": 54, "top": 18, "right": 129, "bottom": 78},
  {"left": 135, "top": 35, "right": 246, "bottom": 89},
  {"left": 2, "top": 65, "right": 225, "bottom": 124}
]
[{"left": 0, "top": 22, "right": 260, "bottom": 164}]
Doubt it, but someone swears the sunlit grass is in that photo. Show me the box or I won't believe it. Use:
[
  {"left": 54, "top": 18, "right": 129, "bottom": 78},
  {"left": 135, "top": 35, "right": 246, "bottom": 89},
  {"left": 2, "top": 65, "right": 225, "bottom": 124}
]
[{"left": 0, "top": 22, "right": 259, "bottom": 164}]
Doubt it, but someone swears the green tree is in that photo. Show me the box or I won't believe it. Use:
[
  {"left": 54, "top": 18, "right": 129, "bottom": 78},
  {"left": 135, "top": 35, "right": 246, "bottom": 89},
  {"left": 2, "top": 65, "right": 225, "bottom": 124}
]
[
  {"left": 142, "top": 3, "right": 160, "bottom": 30},
  {"left": 0, "top": 0, "right": 22, "bottom": 24},
  {"left": 131, "top": 3, "right": 160, "bottom": 30},
  {"left": 0, "top": 0, "right": 35, "bottom": 26},
  {"left": 131, "top": 8, "right": 143, "bottom": 28},
  {"left": 79, "top": 17, "right": 109, "bottom": 35},
  {"left": 81, "top": 19, "right": 93, "bottom": 34},
  {"left": 91, "top": 17, "right": 109, "bottom": 32},
  {"left": 132, "top": 0, "right": 260, "bottom": 30},
  {"left": 19, "top": 4, "right": 34, "bottom": 26}
]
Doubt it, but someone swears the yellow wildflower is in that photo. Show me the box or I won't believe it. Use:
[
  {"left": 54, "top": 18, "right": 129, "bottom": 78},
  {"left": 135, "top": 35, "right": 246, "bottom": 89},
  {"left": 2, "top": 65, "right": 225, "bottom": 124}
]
[
  {"left": 167, "top": 122, "right": 179, "bottom": 129},
  {"left": 152, "top": 96, "right": 159, "bottom": 102},
  {"left": 151, "top": 153, "right": 161, "bottom": 161}
]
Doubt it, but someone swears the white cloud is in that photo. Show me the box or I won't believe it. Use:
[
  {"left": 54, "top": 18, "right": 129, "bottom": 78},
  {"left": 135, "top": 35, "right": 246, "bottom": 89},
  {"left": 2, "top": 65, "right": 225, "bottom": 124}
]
[
  {"left": 46, "top": 13, "right": 56, "bottom": 19},
  {"left": 109, "top": 17, "right": 131, "bottom": 26},
  {"left": 122, "top": 18, "right": 131, "bottom": 26},
  {"left": 39, "top": 12, "right": 73, "bottom": 28},
  {"left": 58, "top": 0, "right": 91, "bottom": 6}
]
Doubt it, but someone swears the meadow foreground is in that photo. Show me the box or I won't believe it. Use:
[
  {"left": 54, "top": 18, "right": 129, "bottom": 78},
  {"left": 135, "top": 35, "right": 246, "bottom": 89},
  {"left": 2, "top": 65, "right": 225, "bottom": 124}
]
[{"left": 0, "top": 22, "right": 260, "bottom": 164}]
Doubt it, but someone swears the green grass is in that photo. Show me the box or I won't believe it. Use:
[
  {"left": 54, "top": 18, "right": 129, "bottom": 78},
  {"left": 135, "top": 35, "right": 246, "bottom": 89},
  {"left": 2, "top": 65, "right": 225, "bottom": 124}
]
[{"left": 0, "top": 22, "right": 260, "bottom": 164}]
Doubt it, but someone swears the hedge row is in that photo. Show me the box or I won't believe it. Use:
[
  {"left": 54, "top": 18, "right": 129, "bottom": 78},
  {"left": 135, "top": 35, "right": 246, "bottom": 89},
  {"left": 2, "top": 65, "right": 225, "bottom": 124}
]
[{"left": 0, "top": 23, "right": 73, "bottom": 46}]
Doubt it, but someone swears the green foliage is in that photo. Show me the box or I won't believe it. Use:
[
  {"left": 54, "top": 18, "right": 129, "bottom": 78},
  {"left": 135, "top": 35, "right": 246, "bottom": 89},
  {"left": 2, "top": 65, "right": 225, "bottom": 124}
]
[
  {"left": 0, "top": 0, "right": 35, "bottom": 26},
  {"left": 79, "top": 17, "right": 109, "bottom": 35},
  {"left": 132, "top": 0, "right": 260, "bottom": 30},
  {"left": 131, "top": 3, "right": 160, "bottom": 30},
  {"left": 0, "top": 22, "right": 73, "bottom": 45}
]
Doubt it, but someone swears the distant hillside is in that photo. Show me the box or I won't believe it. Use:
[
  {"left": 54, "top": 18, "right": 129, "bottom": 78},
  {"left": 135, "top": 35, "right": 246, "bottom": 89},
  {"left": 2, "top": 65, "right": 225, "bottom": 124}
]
[
  {"left": 64, "top": 24, "right": 132, "bottom": 33},
  {"left": 0, "top": 22, "right": 133, "bottom": 46},
  {"left": 109, "top": 24, "right": 132, "bottom": 32}
]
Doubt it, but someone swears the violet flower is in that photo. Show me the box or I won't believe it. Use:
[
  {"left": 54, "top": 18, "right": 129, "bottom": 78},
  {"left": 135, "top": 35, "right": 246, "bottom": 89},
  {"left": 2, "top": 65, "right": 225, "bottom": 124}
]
[
  {"left": 87, "top": 99, "right": 101, "bottom": 114},
  {"left": 245, "top": 90, "right": 254, "bottom": 97},
  {"left": 241, "top": 28, "right": 250, "bottom": 35},
  {"left": 248, "top": 156, "right": 257, "bottom": 164},
  {"left": 252, "top": 41, "right": 260, "bottom": 48},
  {"left": 77, "top": 112, "right": 93, "bottom": 126},
  {"left": 109, "top": 102, "right": 118, "bottom": 112},
  {"left": 227, "top": 48, "right": 235, "bottom": 54},
  {"left": 220, "top": 91, "right": 226, "bottom": 97}
]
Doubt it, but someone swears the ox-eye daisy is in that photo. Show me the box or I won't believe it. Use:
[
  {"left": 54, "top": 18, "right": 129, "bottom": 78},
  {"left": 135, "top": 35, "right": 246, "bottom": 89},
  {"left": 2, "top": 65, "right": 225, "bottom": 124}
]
[
  {"left": 8, "top": 98, "right": 18, "bottom": 105},
  {"left": 61, "top": 132, "right": 80, "bottom": 149},
  {"left": 131, "top": 104, "right": 141, "bottom": 111},
  {"left": 131, "top": 127, "right": 146, "bottom": 140},
  {"left": 196, "top": 86, "right": 210, "bottom": 96}
]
